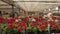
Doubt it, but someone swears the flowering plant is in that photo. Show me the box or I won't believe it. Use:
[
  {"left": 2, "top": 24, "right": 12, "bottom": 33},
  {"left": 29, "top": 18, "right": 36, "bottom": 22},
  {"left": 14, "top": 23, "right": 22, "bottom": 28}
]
[{"left": 0, "top": 16, "right": 60, "bottom": 34}]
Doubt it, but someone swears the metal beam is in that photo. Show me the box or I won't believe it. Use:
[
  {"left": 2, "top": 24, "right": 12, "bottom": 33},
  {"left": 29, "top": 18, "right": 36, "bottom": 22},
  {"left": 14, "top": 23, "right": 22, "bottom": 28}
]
[
  {"left": 1, "top": 0, "right": 13, "bottom": 5},
  {"left": 0, "top": 4, "right": 9, "bottom": 6},
  {"left": 14, "top": 1, "right": 60, "bottom": 4},
  {"left": 1, "top": 0, "right": 25, "bottom": 12},
  {"left": 13, "top": 1, "right": 60, "bottom": 3}
]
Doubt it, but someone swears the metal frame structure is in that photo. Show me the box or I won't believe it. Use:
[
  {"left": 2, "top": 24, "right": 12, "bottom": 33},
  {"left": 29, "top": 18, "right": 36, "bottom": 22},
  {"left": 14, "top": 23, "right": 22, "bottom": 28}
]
[{"left": 0, "top": 0, "right": 26, "bottom": 17}]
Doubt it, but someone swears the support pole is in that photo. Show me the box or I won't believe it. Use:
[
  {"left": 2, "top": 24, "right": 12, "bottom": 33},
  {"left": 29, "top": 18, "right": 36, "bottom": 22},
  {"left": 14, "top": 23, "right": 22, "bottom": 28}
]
[
  {"left": 58, "top": 7, "right": 59, "bottom": 14},
  {"left": 11, "top": 4, "right": 15, "bottom": 17},
  {"left": 19, "top": 8, "right": 20, "bottom": 14},
  {"left": 48, "top": 24, "right": 51, "bottom": 34}
]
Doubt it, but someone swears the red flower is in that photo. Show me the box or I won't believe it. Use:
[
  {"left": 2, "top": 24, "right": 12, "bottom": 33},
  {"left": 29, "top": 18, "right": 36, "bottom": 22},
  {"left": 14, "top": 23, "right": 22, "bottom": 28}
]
[
  {"left": 45, "top": 16, "right": 48, "bottom": 18},
  {"left": 37, "top": 20, "right": 41, "bottom": 23},
  {"left": 52, "top": 16, "right": 56, "bottom": 19},
  {"left": 39, "top": 16, "right": 42, "bottom": 18},
  {"left": 52, "top": 25, "right": 57, "bottom": 29},
  {"left": 23, "top": 17, "right": 27, "bottom": 22},
  {"left": 0, "top": 19, "right": 5, "bottom": 23},
  {"left": 38, "top": 24, "right": 45, "bottom": 30},
  {"left": 49, "top": 21, "right": 55, "bottom": 26},
  {"left": 31, "top": 21, "right": 37, "bottom": 25},
  {"left": 17, "top": 22, "right": 21, "bottom": 27},
  {"left": 21, "top": 21, "right": 25, "bottom": 26},
  {"left": 34, "top": 22, "right": 37, "bottom": 25},
  {"left": 11, "top": 17, "right": 17, "bottom": 21},
  {"left": 58, "top": 21, "right": 60, "bottom": 24},
  {"left": 0, "top": 20, "right": 1, "bottom": 22},
  {"left": 42, "top": 21, "right": 47, "bottom": 25},
  {"left": 50, "top": 23, "right": 55, "bottom": 26},
  {"left": 46, "top": 24, "right": 48, "bottom": 27},
  {"left": 14, "top": 17, "right": 17, "bottom": 20},
  {"left": 30, "top": 23, "right": 33, "bottom": 27},
  {"left": 24, "top": 26, "right": 26, "bottom": 31},
  {"left": 33, "top": 17, "right": 37, "bottom": 21},
  {"left": 7, "top": 23, "right": 12, "bottom": 28},
  {"left": 7, "top": 20, "right": 13, "bottom": 24},
  {"left": 17, "top": 27, "right": 22, "bottom": 32},
  {"left": 7, "top": 19, "right": 13, "bottom": 28}
]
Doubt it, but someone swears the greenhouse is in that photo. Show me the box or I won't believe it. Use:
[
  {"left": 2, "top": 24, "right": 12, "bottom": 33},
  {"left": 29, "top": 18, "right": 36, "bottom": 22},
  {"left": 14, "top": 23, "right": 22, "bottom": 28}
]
[{"left": 0, "top": 0, "right": 60, "bottom": 34}]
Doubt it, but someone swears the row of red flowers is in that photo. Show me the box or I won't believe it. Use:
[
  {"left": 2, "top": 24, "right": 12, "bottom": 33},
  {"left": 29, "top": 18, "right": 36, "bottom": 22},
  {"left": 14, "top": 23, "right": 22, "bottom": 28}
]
[{"left": 0, "top": 16, "right": 60, "bottom": 32}]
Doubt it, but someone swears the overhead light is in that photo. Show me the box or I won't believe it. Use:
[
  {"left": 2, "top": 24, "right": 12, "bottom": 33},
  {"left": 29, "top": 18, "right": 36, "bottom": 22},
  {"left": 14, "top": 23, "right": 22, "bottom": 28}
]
[
  {"left": 56, "top": 7, "right": 58, "bottom": 10},
  {"left": 49, "top": 8, "right": 50, "bottom": 11},
  {"left": 13, "top": 0, "right": 19, "bottom": 1}
]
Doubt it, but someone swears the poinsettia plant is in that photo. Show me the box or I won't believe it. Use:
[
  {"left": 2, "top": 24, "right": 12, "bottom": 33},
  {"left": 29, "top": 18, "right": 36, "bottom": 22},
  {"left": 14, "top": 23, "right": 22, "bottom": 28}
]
[{"left": 0, "top": 16, "right": 60, "bottom": 34}]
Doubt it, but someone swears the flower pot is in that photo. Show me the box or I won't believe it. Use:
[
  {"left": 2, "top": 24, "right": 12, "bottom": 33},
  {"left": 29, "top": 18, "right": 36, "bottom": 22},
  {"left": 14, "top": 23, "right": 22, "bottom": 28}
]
[
  {"left": 53, "top": 30, "right": 60, "bottom": 33},
  {"left": 0, "top": 28, "right": 2, "bottom": 34},
  {"left": 50, "top": 30, "right": 60, "bottom": 34},
  {"left": 50, "top": 30, "right": 60, "bottom": 33},
  {"left": 50, "top": 30, "right": 56, "bottom": 33},
  {"left": 28, "top": 31, "right": 34, "bottom": 34},
  {"left": 37, "top": 31, "right": 48, "bottom": 34},
  {"left": 26, "top": 30, "right": 34, "bottom": 34},
  {"left": 17, "top": 32, "right": 21, "bottom": 34}
]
